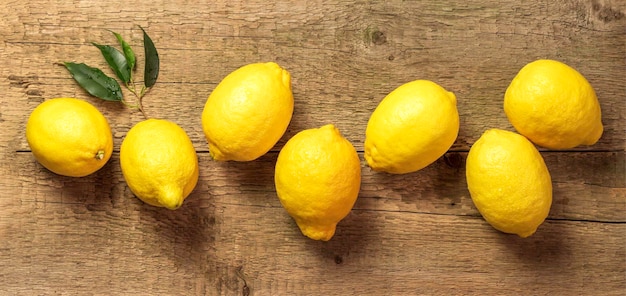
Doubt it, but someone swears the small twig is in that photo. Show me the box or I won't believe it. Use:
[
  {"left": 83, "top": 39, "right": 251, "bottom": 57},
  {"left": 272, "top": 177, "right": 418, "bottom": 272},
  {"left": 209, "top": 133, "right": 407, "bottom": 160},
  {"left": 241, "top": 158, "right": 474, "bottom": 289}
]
[
  {"left": 119, "top": 99, "right": 139, "bottom": 109},
  {"left": 137, "top": 100, "right": 148, "bottom": 119},
  {"left": 140, "top": 85, "right": 153, "bottom": 98},
  {"left": 126, "top": 84, "right": 149, "bottom": 119}
]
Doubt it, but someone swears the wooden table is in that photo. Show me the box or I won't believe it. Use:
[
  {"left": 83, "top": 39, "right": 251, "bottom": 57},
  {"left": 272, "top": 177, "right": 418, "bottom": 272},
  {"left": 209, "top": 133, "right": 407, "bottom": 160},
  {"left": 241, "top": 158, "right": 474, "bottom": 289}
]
[{"left": 1, "top": 1, "right": 624, "bottom": 295}]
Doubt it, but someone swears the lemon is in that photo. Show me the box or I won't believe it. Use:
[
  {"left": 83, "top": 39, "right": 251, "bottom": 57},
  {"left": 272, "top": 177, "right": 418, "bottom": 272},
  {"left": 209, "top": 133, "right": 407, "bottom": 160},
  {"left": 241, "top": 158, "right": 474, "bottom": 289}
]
[
  {"left": 25, "top": 97, "right": 113, "bottom": 177},
  {"left": 275, "top": 124, "right": 361, "bottom": 241},
  {"left": 120, "top": 119, "right": 199, "bottom": 210},
  {"left": 202, "top": 62, "right": 294, "bottom": 161},
  {"left": 466, "top": 129, "right": 552, "bottom": 238},
  {"left": 504, "top": 59, "right": 603, "bottom": 149},
  {"left": 364, "top": 80, "right": 459, "bottom": 174}
]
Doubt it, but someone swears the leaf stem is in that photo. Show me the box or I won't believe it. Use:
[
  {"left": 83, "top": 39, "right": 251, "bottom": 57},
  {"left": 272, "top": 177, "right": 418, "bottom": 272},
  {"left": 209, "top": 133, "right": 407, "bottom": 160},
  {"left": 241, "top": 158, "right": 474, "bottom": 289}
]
[
  {"left": 125, "top": 83, "right": 148, "bottom": 119},
  {"left": 119, "top": 99, "right": 138, "bottom": 109},
  {"left": 137, "top": 96, "right": 148, "bottom": 119}
]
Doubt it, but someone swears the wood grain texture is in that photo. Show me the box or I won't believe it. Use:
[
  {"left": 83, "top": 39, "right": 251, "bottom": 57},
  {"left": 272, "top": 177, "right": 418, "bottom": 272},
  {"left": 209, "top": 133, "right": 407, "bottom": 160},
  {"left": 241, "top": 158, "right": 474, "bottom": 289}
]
[
  {"left": 1, "top": 151, "right": 624, "bottom": 295},
  {"left": 0, "top": 0, "right": 625, "bottom": 295},
  {"left": 1, "top": 0, "right": 625, "bottom": 152}
]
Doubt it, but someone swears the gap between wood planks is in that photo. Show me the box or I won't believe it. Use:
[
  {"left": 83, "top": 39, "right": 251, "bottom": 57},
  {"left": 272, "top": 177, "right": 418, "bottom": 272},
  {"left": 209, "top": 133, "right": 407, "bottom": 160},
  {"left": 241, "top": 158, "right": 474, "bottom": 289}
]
[{"left": 213, "top": 200, "right": 626, "bottom": 224}]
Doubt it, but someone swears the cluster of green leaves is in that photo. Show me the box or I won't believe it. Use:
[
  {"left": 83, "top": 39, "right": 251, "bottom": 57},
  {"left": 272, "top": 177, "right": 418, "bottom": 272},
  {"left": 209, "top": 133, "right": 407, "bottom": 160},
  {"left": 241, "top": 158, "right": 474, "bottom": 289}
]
[{"left": 62, "top": 27, "right": 159, "bottom": 117}]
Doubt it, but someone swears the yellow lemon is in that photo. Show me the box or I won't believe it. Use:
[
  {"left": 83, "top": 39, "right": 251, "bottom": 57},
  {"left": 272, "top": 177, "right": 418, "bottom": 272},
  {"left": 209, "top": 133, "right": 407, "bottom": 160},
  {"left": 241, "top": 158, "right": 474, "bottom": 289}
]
[
  {"left": 120, "top": 119, "right": 199, "bottom": 210},
  {"left": 202, "top": 62, "right": 294, "bottom": 161},
  {"left": 466, "top": 129, "right": 552, "bottom": 238},
  {"left": 504, "top": 59, "right": 603, "bottom": 149},
  {"left": 275, "top": 124, "right": 361, "bottom": 241},
  {"left": 25, "top": 97, "right": 113, "bottom": 177},
  {"left": 364, "top": 80, "right": 459, "bottom": 174}
]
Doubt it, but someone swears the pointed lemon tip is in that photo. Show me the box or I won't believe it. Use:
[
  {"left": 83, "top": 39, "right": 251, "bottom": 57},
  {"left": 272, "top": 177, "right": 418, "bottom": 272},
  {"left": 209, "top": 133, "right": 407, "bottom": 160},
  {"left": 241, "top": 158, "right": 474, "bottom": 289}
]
[
  {"left": 515, "top": 228, "right": 537, "bottom": 238},
  {"left": 297, "top": 222, "right": 337, "bottom": 241},
  {"left": 158, "top": 186, "right": 184, "bottom": 210},
  {"left": 281, "top": 67, "right": 291, "bottom": 88},
  {"left": 208, "top": 142, "right": 228, "bottom": 161},
  {"left": 163, "top": 200, "right": 183, "bottom": 210},
  {"left": 447, "top": 90, "right": 457, "bottom": 105}
]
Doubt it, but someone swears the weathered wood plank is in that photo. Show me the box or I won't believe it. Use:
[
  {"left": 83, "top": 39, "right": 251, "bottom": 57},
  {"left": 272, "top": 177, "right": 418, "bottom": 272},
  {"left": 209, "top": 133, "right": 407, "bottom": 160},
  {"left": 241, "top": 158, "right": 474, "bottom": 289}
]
[
  {"left": 0, "top": 194, "right": 623, "bottom": 295},
  {"left": 3, "top": 151, "right": 624, "bottom": 225},
  {"left": 1, "top": 0, "right": 625, "bottom": 295},
  {"left": 1, "top": 0, "right": 624, "bottom": 152}
]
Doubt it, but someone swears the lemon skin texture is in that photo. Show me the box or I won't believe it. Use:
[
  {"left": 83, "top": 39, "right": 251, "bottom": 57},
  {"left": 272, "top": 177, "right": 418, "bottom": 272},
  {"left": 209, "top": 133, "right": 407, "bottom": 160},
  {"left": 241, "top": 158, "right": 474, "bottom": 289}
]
[
  {"left": 202, "top": 62, "right": 294, "bottom": 161},
  {"left": 504, "top": 59, "right": 603, "bottom": 149},
  {"left": 120, "top": 119, "right": 199, "bottom": 210},
  {"left": 364, "top": 80, "right": 459, "bottom": 174},
  {"left": 25, "top": 97, "right": 113, "bottom": 177},
  {"left": 275, "top": 124, "right": 361, "bottom": 241},
  {"left": 466, "top": 129, "right": 552, "bottom": 238}
]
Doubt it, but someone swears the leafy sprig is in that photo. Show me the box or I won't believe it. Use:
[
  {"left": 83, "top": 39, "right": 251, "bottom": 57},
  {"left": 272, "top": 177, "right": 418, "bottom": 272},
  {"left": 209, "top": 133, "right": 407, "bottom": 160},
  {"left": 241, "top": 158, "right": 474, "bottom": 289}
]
[{"left": 61, "top": 27, "right": 160, "bottom": 118}]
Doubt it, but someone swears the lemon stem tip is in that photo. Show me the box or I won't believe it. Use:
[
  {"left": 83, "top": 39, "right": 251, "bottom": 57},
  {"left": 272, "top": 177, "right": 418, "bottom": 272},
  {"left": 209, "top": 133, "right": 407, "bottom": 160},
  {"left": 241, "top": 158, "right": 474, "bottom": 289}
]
[{"left": 95, "top": 150, "right": 105, "bottom": 160}]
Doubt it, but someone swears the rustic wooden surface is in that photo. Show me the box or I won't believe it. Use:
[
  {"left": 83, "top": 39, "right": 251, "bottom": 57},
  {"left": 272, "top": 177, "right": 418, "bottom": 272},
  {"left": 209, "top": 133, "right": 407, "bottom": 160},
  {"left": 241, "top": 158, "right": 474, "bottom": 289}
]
[{"left": 1, "top": 0, "right": 625, "bottom": 295}]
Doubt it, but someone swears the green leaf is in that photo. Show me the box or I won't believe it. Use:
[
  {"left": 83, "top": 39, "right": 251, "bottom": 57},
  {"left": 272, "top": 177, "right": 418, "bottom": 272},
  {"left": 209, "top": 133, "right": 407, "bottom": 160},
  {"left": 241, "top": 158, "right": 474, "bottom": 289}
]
[
  {"left": 141, "top": 27, "right": 159, "bottom": 88},
  {"left": 92, "top": 42, "right": 131, "bottom": 84},
  {"left": 63, "top": 62, "right": 123, "bottom": 102},
  {"left": 111, "top": 31, "right": 136, "bottom": 72}
]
